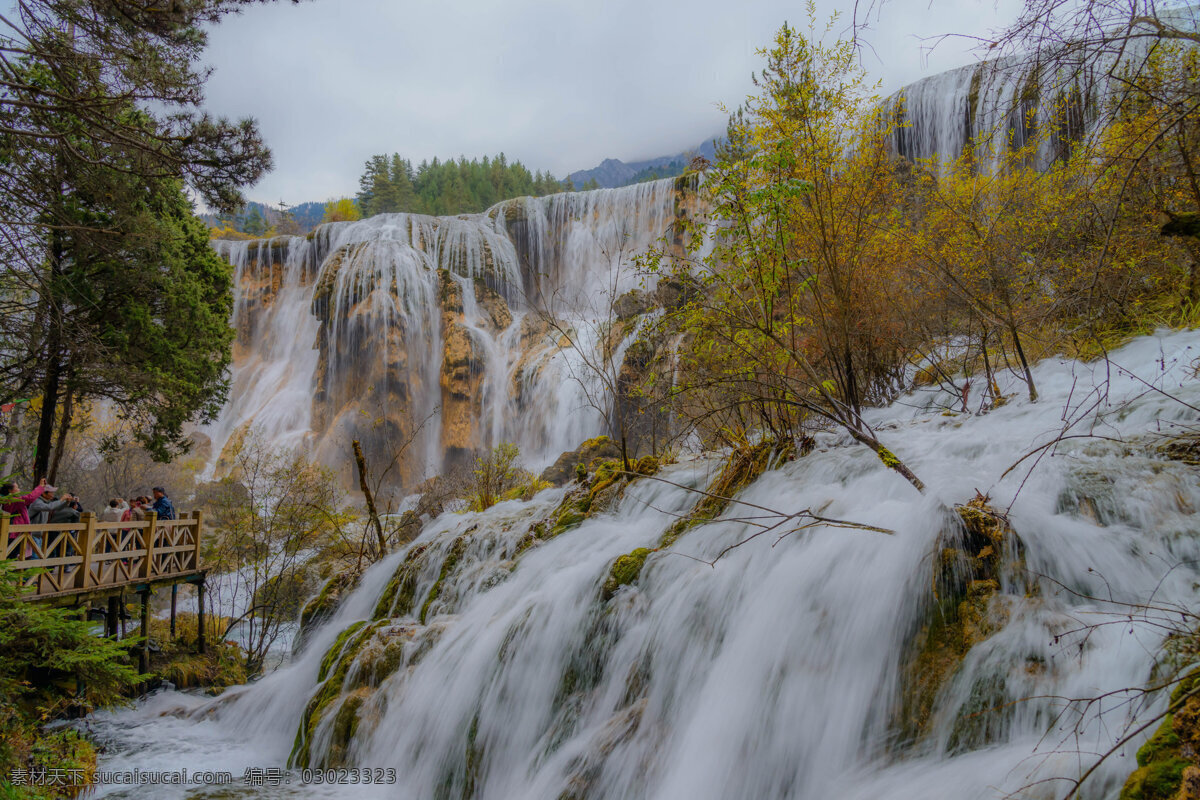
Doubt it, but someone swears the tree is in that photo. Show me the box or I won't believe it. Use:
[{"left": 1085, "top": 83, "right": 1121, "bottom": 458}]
[
  {"left": 466, "top": 442, "right": 535, "bottom": 512},
  {"left": 644, "top": 13, "right": 926, "bottom": 491},
  {"left": 0, "top": 560, "right": 139, "bottom": 718},
  {"left": 0, "top": 55, "right": 239, "bottom": 479},
  {"left": 202, "top": 436, "right": 350, "bottom": 675},
  {"left": 242, "top": 205, "right": 268, "bottom": 236},
  {"left": 905, "top": 142, "right": 1094, "bottom": 403},
  {"left": 321, "top": 197, "right": 362, "bottom": 223},
  {"left": 0, "top": 0, "right": 279, "bottom": 213},
  {"left": 18, "top": 168, "right": 237, "bottom": 479},
  {"left": 0, "top": 1, "right": 284, "bottom": 480},
  {"left": 350, "top": 152, "right": 561, "bottom": 218},
  {"left": 991, "top": 0, "right": 1200, "bottom": 305}
]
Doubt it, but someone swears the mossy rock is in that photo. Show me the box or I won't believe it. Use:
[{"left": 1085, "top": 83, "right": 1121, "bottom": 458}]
[
  {"left": 659, "top": 439, "right": 796, "bottom": 549},
  {"left": 293, "top": 620, "right": 378, "bottom": 769},
  {"left": 540, "top": 436, "right": 622, "bottom": 486},
  {"left": 1120, "top": 669, "right": 1200, "bottom": 800},
  {"left": 325, "top": 687, "right": 370, "bottom": 768},
  {"left": 601, "top": 548, "right": 653, "bottom": 601},
  {"left": 1159, "top": 433, "right": 1200, "bottom": 467},
  {"left": 300, "top": 570, "right": 362, "bottom": 644},
  {"left": 418, "top": 535, "right": 470, "bottom": 624},
  {"left": 514, "top": 455, "right": 664, "bottom": 560},
  {"left": 893, "top": 495, "right": 1028, "bottom": 749},
  {"left": 372, "top": 543, "right": 430, "bottom": 620}
]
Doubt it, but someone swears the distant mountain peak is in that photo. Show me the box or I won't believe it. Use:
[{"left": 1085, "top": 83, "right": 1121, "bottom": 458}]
[{"left": 569, "top": 137, "right": 721, "bottom": 189}]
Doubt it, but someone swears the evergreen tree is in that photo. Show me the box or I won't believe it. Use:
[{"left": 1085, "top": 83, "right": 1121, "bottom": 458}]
[
  {"left": 351, "top": 152, "right": 563, "bottom": 218},
  {"left": 242, "top": 205, "right": 268, "bottom": 236}
]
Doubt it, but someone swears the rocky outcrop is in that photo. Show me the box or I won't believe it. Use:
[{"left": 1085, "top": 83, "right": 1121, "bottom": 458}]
[
  {"left": 439, "top": 271, "right": 513, "bottom": 469},
  {"left": 893, "top": 494, "right": 1027, "bottom": 747},
  {"left": 539, "top": 435, "right": 623, "bottom": 486},
  {"left": 1121, "top": 669, "right": 1200, "bottom": 800}
]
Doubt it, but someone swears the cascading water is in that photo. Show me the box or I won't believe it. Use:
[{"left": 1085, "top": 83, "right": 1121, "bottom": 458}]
[
  {"left": 87, "top": 329, "right": 1200, "bottom": 799},
  {"left": 885, "top": 5, "right": 1200, "bottom": 169},
  {"left": 203, "top": 179, "right": 682, "bottom": 488}
]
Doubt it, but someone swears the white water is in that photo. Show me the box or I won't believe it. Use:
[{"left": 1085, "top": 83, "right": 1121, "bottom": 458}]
[
  {"left": 204, "top": 180, "right": 679, "bottom": 485},
  {"left": 86, "top": 329, "right": 1200, "bottom": 799},
  {"left": 886, "top": 7, "right": 1200, "bottom": 169}
]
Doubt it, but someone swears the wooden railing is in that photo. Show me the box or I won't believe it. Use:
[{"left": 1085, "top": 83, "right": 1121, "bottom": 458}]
[{"left": 1, "top": 510, "right": 204, "bottom": 601}]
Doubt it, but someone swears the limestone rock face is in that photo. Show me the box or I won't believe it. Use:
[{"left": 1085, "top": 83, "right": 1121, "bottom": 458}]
[
  {"left": 231, "top": 237, "right": 304, "bottom": 360},
  {"left": 439, "top": 272, "right": 485, "bottom": 468},
  {"left": 213, "top": 177, "right": 703, "bottom": 495}
]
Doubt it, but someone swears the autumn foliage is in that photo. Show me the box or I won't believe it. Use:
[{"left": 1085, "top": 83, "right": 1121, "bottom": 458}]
[{"left": 639, "top": 11, "right": 1197, "bottom": 483}]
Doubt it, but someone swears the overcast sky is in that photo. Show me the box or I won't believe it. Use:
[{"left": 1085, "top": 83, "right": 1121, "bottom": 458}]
[{"left": 200, "top": 0, "right": 1020, "bottom": 206}]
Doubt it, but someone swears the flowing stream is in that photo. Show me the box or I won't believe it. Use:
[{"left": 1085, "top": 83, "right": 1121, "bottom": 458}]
[{"left": 84, "top": 329, "right": 1200, "bottom": 800}]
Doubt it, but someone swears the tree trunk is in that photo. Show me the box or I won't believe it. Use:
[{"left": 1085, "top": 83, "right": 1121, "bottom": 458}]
[
  {"left": 33, "top": 342, "right": 62, "bottom": 481},
  {"left": 48, "top": 386, "right": 72, "bottom": 484},
  {"left": 35, "top": 156, "right": 68, "bottom": 482},
  {"left": 1009, "top": 324, "right": 1038, "bottom": 403},
  {"left": 352, "top": 439, "right": 386, "bottom": 560},
  {"left": 980, "top": 328, "right": 1001, "bottom": 404},
  {"left": 846, "top": 426, "right": 926, "bottom": 494},
  {"left": 0, "top": 405, "right": 23, "bottom": 478}
]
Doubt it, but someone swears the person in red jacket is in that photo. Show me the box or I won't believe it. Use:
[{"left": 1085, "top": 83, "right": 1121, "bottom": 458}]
[{"left": 1, "top": 478, "right": 48, "bottom": 530}]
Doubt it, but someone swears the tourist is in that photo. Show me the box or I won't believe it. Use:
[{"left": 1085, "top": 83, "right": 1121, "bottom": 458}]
[
  {"left": 150, "top": 487, "right": 176, "bottom": 520},
  {"left": 99, "top": 498, "right": 128, "bottom": 523},
  {"left": 127, "top": 497, "right": 148, "bottom": 523},
  {"left": 1, "top": 478, "right": 48, "bottom": 529},
  {"left": 29, "top": 488, "right": 73, "bottom": 525},
  {"left": 58, "top": 495, "right": 83, "bottom": 523}
]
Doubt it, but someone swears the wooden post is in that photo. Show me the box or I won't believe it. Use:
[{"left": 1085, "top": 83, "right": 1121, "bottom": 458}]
[
  {"left": 170, "top": 583, "right": 177, "bottom": 639},
  {"left": 138, "top": 589, "right": 151, "bottom": 673},
  {"left": 192, "top": 509, "right": 203, "bottom": 571},
  {"left": 196, "top": 579, "right": 207, "bottom": 655},
  {"left": 106, "top": 595, "right": 119, "bottom": 638},
  {"left": 142, "top": 511, "right": 157, "bottom": 580},
  {"left": 76, "top": 512, "right": 95, "bottom": 590},
  {"left": 0, "top": 514, "right": 8, "bottom": 560}
]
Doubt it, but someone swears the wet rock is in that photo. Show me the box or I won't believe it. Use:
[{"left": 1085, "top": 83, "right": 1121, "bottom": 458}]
[
  {"left": 894, "top": 494, "right": 1026, "bottom": 747},
  {"left": 613, "top": 289, "right": 652, "bottom": 320},
  {"left": 540, "top": 436, "right": 623, "bottom": 487}
]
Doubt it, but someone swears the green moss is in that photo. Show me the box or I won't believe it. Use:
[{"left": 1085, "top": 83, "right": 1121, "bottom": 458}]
[
  {"left": 419, "top": 536, "right": 469, "bottom": 624},
  {"left": 319, "top": 621, "right": 367, "bottom": 683},
  {"left": 659, "top": 440, "right": 794, "bottom": 549},
  {"left": 1119, "top": 668, "right": 1200, "bottom": 800},
  {"left": 895, "top": 497, "right": 1025, "bottom": 748},
  {"left": 1138, "top": 720, "right": 1182, "bottom": 767},
  {"left": 372, "top": 543, "right": 429, "bottom": 620},
  {"left": 876, "top": 446, "right": 901, "bottom": 469},
  {"left": 1122, "top": 759, "right": 1190, "bottom": 800},
  {"left": 602, "top": 548, "right": 653, "bottom": 600},
  {"left": 292, "top": 620, "right": 378, "bottom": 769},
  {"left": 588, "top": 459, "right": 623, "bottom": 498},
  {"left": 301, "top": 570, "right": 360, "bottom": 637},
  {"left": 580, "top": 435, "right": 613, "bottom": 450}
]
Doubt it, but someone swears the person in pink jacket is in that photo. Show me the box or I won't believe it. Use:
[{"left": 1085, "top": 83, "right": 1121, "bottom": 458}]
[{"left": 2, "top": 478, "right": 48, "bottom": 530}]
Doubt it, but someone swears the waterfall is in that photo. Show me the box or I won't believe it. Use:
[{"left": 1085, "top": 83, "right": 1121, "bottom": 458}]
[
  {"left": 203, "top": 179, "right": 682, "bottom": 488},
  {"left": 88, "top": 328, "right": 1200, "bottom": 799},
  {"left": 885, "top": 5, "right": 1200, "bottom": 169}
]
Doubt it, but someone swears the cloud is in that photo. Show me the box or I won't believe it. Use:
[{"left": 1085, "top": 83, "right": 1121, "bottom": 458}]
[{"left": 200, "top": 0, "right": 1019, "bottom": 205}]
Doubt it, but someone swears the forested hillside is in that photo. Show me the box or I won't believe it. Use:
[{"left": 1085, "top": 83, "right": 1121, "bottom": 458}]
[{"left": 355, "top": 153, "right": 563, "bottom": 217}]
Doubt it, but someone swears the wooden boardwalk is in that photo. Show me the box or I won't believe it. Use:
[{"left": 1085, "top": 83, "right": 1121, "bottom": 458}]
[{"left": 1, "top": 511, "right": 204, "bottom": 601}]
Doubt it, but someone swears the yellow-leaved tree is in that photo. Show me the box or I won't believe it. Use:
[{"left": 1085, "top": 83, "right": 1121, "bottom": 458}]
[
  {"left": 321, "top": 197, "right": 362, "bottom": 224},
  {"left": 643, "top": 9, "right": 926, "bottom": 492}
]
